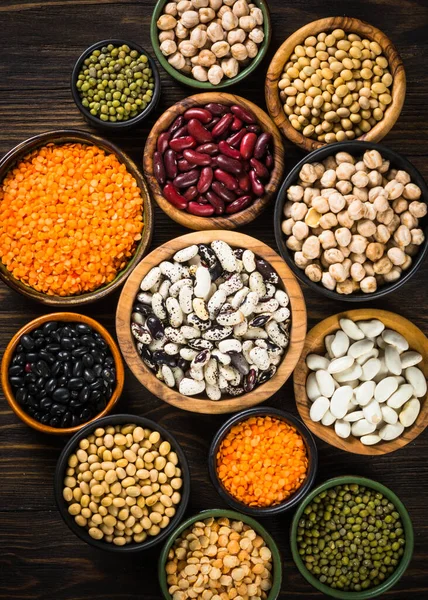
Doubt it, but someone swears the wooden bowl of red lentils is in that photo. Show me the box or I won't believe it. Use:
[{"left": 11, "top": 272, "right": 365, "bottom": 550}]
[
  {"left": 208, "top": 407, "right": 318, "bottom": 516},
  {"left": 0, "top": 129, "right": 153, "bottom": 306}
]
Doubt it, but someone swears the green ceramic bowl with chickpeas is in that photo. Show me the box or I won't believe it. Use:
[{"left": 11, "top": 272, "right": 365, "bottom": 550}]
[{"left": 158, "top": 508, "right": 282, "bottom": 599}]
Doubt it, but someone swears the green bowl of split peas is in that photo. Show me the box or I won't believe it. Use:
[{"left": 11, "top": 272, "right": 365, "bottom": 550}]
[
  {"left": 71, "top": 39, "right": 161, "bottom": 130},
  {"left": 290, "top": 476, "right": 414, "bottom": 599}
]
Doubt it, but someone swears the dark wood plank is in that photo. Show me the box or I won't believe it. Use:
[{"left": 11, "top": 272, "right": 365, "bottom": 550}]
[{"left": 0, "top": 0, "right": 428, "bottom": 598}]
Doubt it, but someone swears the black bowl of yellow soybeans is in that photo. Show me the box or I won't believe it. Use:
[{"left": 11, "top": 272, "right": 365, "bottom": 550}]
[
  {"left": 208, "top": 407, "right": 318, "bottom": 517},
  {"left": 54, "top": 414, "right": 190, "bottom": 552},
  {"left": 71, "top": 39, "right": 161, "bottom": 130},
  {"left": 290, "top": 476, "right": 414, "bottom": 599}
]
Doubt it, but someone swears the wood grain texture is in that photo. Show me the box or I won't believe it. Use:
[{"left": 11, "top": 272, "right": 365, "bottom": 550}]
[
  {"left": 293, "top": 309, "right": 428, "bottom": 455},
  {"left": 1, "top": 312, "right": 124, "bottom": 435},
  {"left": 0, "top": 130, "right": 154, "bottom": 306},
  {"left": 143, "top": 92, "right": 284, "bottom": 230},
  {"left": 265, "top": 17, "right": 406, "bottom": 152},
  {"left": 116, "top": 230, "right": 306, "bottom": 413},
  {"left": 0, "top": 0, "right": 427, "bottom": 598}
]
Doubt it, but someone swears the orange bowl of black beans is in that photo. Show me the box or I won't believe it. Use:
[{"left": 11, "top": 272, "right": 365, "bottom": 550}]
[
  {"left": 1, "top": 312, "right": 124, "bottom": 435},
  {"left": 54, "top": 414, "right": 190, "bottom": 552}
]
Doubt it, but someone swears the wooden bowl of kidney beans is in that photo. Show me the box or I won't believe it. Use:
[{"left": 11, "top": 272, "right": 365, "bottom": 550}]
[
  {"left": 143, "top": 92, "right": 285, "bottom": 231},
  {"left": 1, "top": 313, "right": 124, "bottom": 435}
]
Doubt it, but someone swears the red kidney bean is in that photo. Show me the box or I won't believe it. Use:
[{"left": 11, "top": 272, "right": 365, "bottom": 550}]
[
  {"left": 205, "top": 103, "right": 229, "bottom": 116},
  {"left": 250, "top": 157, "right": 270, "bottom": 179},
  {"left": 171, "top": 125, "right": 189, "bottom": 140},
  {"left": 187, "top": 118, "right": 212, "bottom": 144},
  {"left": 163, "top": 183, "right": 188, "bottom": 210},
  {"left": 183, "top": 149, "right": 212, "bottom": 166},
  {"left": 211, "top": 113, "right": 234, "bottom": 138},
  {"left": 206, "top": 190, "right": 225, "bottom": 215},
  {"left": 153, "top": 151, "right": 166, "bottom": 186},
  {"left": 218, "top": 140, "right": 241, "bottom": 160},
  {"left": 212, "top": 181, "right": 237, "bottom": 203},
  {"left": 249, "top": 169, "right": 264, "bottom": 196},
  {"left": 231, "top": 116, "right": 243, "bottom": 131},
  {"left": 246, "top": 124, "right": 261, "bottom": 134},
  {"left": 230, "top": 105, "right": 255, "bottom": 124},
  {"left": 169, "top": 136, "right": 197, "bottom": 152},
  {"left": 253, "top": 132, "right": 272, "bottom": 160},
  {"left": 237, "top": 172, "right": 250, "bottom": 193},
  {"left": 168, "top": 115, "right": 184, "bottom": 134},
  {"left": 188, "top": 201, "right": 215, "bottom": 216},
  {"left": 226, "top": 128, "right": 246, "bottom": 148},
  {"left": 164, "top": 149, "right": 178, "bottom": 179},
  {"left": 226, "top": 195, "right": 253, "bottom": 214},
  {"left": 240, "top": 132, "right": 257, "bottom": 160},
  {"left": 196, "top": 143, "right": 219, "bottom": 155},
  {"left": 178, "top": 158, "right": 194, "bottom": 172},
  {"left": 197, "top": 194, "right": 208, "bottom": 204},
  {"left": 183, "top": 108, "right": 212, "bottom": 124},
  {"left": 184, "top": 186, "right": 198, "bottom": 201},
  {"left": 157, "top": 132, "right": 170, "bottom": 154},
  {"left": 197, "top": 166, "right": 213, "bottom": 194},
  {"left": 265, "top": 151, "right": 274, "bottom": 169},
  {"left": 214, "top": 168, "right": 239, "bottom": 191},
  {"left": 214, "top": 154, "right": 243, "bottom": 176},
  {"left": 173, "top": 169, "right": 199, "bottom": 188},
  {"left": 206, "top": 117, "right": 220, "bottom": 131}
]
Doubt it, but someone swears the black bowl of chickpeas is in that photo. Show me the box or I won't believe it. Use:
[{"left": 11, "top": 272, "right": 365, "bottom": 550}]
[
  {"left": 274, "top": 141, "right": 428, "bottom": 301},
  {"left": 54, "top": 414, "right": 190, "bottom": 552}
]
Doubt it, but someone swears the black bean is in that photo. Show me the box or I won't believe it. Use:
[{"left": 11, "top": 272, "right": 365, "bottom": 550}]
[
  {"left": 40, "top": 398, "right": 52, "bottom": 411},
  {"left": 102, "top": 369, "right": 115, "bottom": 384},
  {"left": 9, "top": 365, "right": 23, "bottom": 377},
  {"left": 72, "top": 361, "right": 83, "bottom": 377},
  {"left": 38, "top": 350, "right": 55, "bottom": 364},
  {"left": 10, "top": 376, "right": 25, "bottom": 388},
  {"left": 90, "top": 349, "right": 103, "bottom": 364},
  {"left": 50, "top": 416, "right": 61, "bottom": 427},
  {"left": 52, "top": 388, "right": 70, "bottom": 403},
  {"left": 90, "top": 389, "right": 102, "bottom": 402},
  {"left": 46, "top": 344, "right": 61, "bottom": 353},
  {"left": 34, "top": 338, "right": 45, "bottom": 349},
  {"left": 45, "top": 378, "right": 57, "bottom": 395},
  {"left": 51, "top": 361, "right": 62, "bottom": 377},
  {"left": 61, "top": 411, "right": 72, "bottom": 428},
  {"left": 79, "top": 386, "right": 90, "bottom": 403},
  {"left": 21, "top": 335, "right": 35, "bottom": 350},
  {"left": 71, "top": 415, "right": 80, "bottom": 427},
  {"left": 89, "top": 378, "right": 103, "bottom": 391},
  {"left": 25, "top": 352, "right": 39, "bottom": 363},
  {"left": 43, "top": 322, "right": 58, "bottom": 335},
  {"left": 68, "top": 378, "right": 85, "bottom": 390},
  {"left": 83, "top": 368, "right": 96, "bottom": 383},
  {"left": 60, "top": 337, "right": 75, "bottom": 350},
  {"left": 12, "top": 352, "right": 26, "bottom": 366},
  {"left": 33, "top": 412, "right": 43, "bottom": 422},
  {"left": 27, "top": 407, "right": 36, "bottom": 417},
  {"left": 40, "top": 414, "right": 51, "bottom": 425},
  {"left": 75, "top": 323, "right": 92, "bottom": 335},
  {"left": 81, "top": 335, "right": 97, "bottom": 348},
  {"left": 57, "top": 376, "right": 68, "bottom": 387},
  {"left": 79, "top": 407, "right": 92, "bottom": 421},
  {"left": 70, "top": 390, "right": 80, "bottom": 399},
  {"left": 50, "top": 403, "right": 66, "bottom": 416},
  {"left": 27, "top": 384, "right": 38, "bottom": 396},
  {"left": 35, "top": 360, "right": 50, "bottom": 377},
  {"left": 25, "top": 372, "right": 37, "bottom": 384},
  {"left": 15, "top": 388, "right": 28, "bottom": 404},
  {"left": 60, "top": 326, "right": 73, "bottom": 339},
  {"left": 72, "top": 346, "right": 87, "bottom": 358},
  {"left": 93, "top": 364, "right": 103, "bottom": 377},
  {"left": 37, "top": 389, "right": 47, "bottom": 400},
  {"left": 82, "top": 353, "right": 94, "bottom": 368},
  {"left": 62, "top": 362, "right": 72, "bottom": 379},
  {"left": 69, "top": 399, "right": 83, "bottom": 412},
  {"left": 104, "top": 357, "right": 114, "bottom": 368}
]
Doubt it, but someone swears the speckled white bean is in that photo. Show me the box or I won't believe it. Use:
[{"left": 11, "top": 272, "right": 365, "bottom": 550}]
[
  {"left": 140, "top": 267, "right": 162, "bottom": 291},
  {"left": 173, "top": 245, "right": 199, "bottom": 263},
  {"left": 242, "top": 250, "right": 256, "bottom": 272}
]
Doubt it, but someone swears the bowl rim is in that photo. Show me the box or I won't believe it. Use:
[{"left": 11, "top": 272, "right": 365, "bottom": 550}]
[
  {"left": 208, "top": 407, "right": 318, "bottom": 516},
  {"left": 54, "top": 413, "right": 191, "bottom": 552},
  {"left": 115, "top": 229, "right": 307, "bottom": 414},
  {"left": 290, "top": 475, "right": 414, "bottom": 599},
  {"left": 143, "top": 92, "right": 284, "bottom": 231},
  {"left": 1, "top": 312, "right": 125, "bottom": 435},
  {"left": 265, "top": 16, "right": 406, "bottom": 151},
  {"left": 292, "top": 307, "right": 428, "bottom": 455},
  {"left": 273, "top": 140, "right": 428, "bottom": 302},
  {"left": 150, "top": 0, "right": 272, "bottom": 90},
  {"left": 0, "top": 128, "right": 154, "bottom": 305},
  {"left": 158, "top": 508, "right": 283, "bottom": 600},
  {"left": 70, "top": 38, "right": 161, "bottom": 129}
]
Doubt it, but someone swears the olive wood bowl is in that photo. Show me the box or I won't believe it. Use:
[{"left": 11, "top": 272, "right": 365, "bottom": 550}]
[
  {"left": 1, "top": 312, "right": 125, "bottom": 435},
  {"left": 265, "top": 17, "right": 406, "bottom": 152},
  {"left": 151, "top": 0, "right": 271, "bottom": 91},
  {"left": 293, "top": 309, "right": 428, "bottom": 455},
  {"left": 143, "top": 92, "right": 284, "bottom": 230},
  {"left": 0, "top": 130, "right": 154, "bottom": 306},
  {"left": 116, "top": 230, "right": 307, "bottom": 414}
]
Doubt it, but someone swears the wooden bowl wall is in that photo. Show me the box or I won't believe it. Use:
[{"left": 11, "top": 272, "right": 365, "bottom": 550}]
[
  {"left": 143, "top": 93, "right": 284, "bottom": 231},
  {"left": 265, "top": 17, "right": 406, "bottom": 152},
  {"left": 293, "top": 309, "right": 428, "bottom": 455},
  {"left": 116, "top": 230, "right": 307, "bottom": 414},
  {"left": 1, "top": 312, "right": 125, "bottom": 435},
  {"left": 0, "top": 129, "right": 154, "bottom": 306}
]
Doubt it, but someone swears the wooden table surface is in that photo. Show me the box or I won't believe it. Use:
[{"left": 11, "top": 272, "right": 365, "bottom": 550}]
[{"left": 0, "top": 0, "right": 427, "bottom": 598}]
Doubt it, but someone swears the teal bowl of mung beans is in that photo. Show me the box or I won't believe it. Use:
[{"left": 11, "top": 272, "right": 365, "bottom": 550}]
[
  {"left": 290, "top": 476, "right": 414, "bottom": 599},
  {"left": 71, "top": 39, "right": 161, "bottom": 130}
]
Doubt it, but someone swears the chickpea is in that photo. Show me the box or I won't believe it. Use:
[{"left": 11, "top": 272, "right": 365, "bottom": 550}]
[
  {"left": 363, "top": 149, "right": 383, "bottom": 170},
  {"left": 373, "top": 256, "right": 393, "bottom": 275},
  {"left": 320, "top": 169, "right": 337, "bottom": 187},
  {"left": 198, "top": 48, "right": 217, "bottom": 66},
  {"left": 299, "top": 163, "right": 318, "bottom": 183},
  {"left": 366, "top": 242, "right": 384, "bottom": 262},
  {"left": 367, "top": 169, "right": 383, "bottom": 188},
  {"left": 319, "top": 230, "right": 337, "bottom": 249},
  {"left": 406, "top": 243, "right": 420, "bottom": 256},
  {"left": 207, "top": 21, "right": 224, "bottom": 42},
  {"left": 177, "top": 0, "right": 192, "bottom": 11},
  {"left": 336, "top": 279, "right": 355, "bottom": 294},
  {"left": 239, "top": 15, "right": 256, "bottom": 31},
  {"left": 394, "top": 224, "right": 411, "bottom": 247},
  {"left": 305, "top": 263, "right": 323, "bottom": 282},
  {"left": 357, "top": 219, "right": 377, "bottom": 237},
  {"left": 400, "top": 210, "right": 418, "bottom": 229},
  {"left": 323, "top": 156, "right": 337, "bottom": 170},
  {"left": 324, "top": 248, "right": 345, "bottom": 264},
  {"left": 384, "top": 179, "right": 404, "bottom": 200},
  {"left": 199, "top": 7, "right": 216, "bottom": 22},
  {"left": 190, "top": 27, "right": 208, "bottom": 47},
  {"left": 360, "top": 275, "right": 377, "bottom": 293},
  {"left": 168, "top": 52, "right": 186, "bottom": 69},
  {"left": 377, "top": 208, "right": 394, "bottom": 225},
  {"left": 347, "top": 199, "right": 365, "bottom": 221},
  {"left": 329, "top": 262, "right": 347, "bottom": 282},
  {"left": 208, "top": 64, "right": 224, "bottom": 85},
  {"left": 160, "top": 39, "right": 178, "bottom": 56},
  {"left": 410, "top": 228, "right": 425, "bottom": 245},
  {"left": 312, "top": 196, "right": 330, "bottom": 214},
  {"left": 335, "top": 151, "right": 355, "bottom": 165},
  {"left": 192, "top": 65, "right": 208, "bottom": 81},
  {"left": 294, "top": 251, "right": 311, "bottom": 268},
  {"left": 350, "top": 262, "right": 366, "bottom": 281},
  {"left": 249, "top": 27, "right": 264, "bottom": 44},
  {"left": 328, "top": 192, "right": 346, "bottom": 213},
  {"left": 349, "top": 234, "right": 368, "bottom": 254},
  {"left": 336, "top": 180, "right": 353, "bottom": 195},
  {"left": 401, "top": 254, "right": 413, "bottom": 270},
  {"left": 178, "top": 40, "right": 198, "bottom": 57},
  {"left": 221, "top": 57, "right": 239, "bottom": 78},
  {"left": 286, "top": 235, "right": 302, "bottom": 252},
  {"left": 227, "top": 28, "right": 246, "bottom": 45},
  {"left": 283, "top": 201, "right": 294, "bottom": 218},
  {"left": 383, "top": 267, "right": 402, "bottom": 282},
  {"left": 409, "top": 201, "right": 427, "bottom": 219},
  {"left": 222, "top": 10, "right": 238, "bottom": 30},
  {"left": 351, "top": 170, "right": 369, "bottom": 188},
  {"left": 180, "top": 9, "right": 200, "bottom": 27},
  {"left": 364, "top": 261, "right": 375, "bottom": 276},
  {"left": 292, "top": 221, "right": 310, "bottom": 240},
  {"left": 302, "top": 235, "right": 321, "bottom": 259},
  {"left": 319, "top": 212, "right": 338, "bottom": 229},
  {"left": 159, "top": 30, "right": 175, "bottom": 42},
  {"left": 350, "top": 252, "right": 367, "bottom": 264},
  {"left": 165, "top": 2, "right": 178, "bottom": 15},
  {"left": 403, "top": 183, "right": 422, "bottom": 200},
  {"left": 303, "top": 187, "right": 321, "bottom": 205},
  {"left": 373, "top": 195, "right": 389, "bottom": 213},
  {"left": 281, "top": 218, "right": 295, "bottom": 236},
  {"left": 387, "top": 247, "right": 406, "bottom": 266},
  {"left": 335, "top": 162, "right": 355, "bottom": 181},
  {"left": 232, "top": 0, "right": 249, "bottom": 17},
  {"left": 211, "top": 40, "right": 230, "bottom": 57},
  {"left": 289, "top": 202, "right": 308, "bottom": 222},
  {"left": 157, "top": 14, "right": 178, "bottom": 29}
]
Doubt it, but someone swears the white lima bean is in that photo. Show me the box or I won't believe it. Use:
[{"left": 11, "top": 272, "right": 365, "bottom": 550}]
[{"left": 306, "top": 316, "right": 426, "bottom": 447}]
